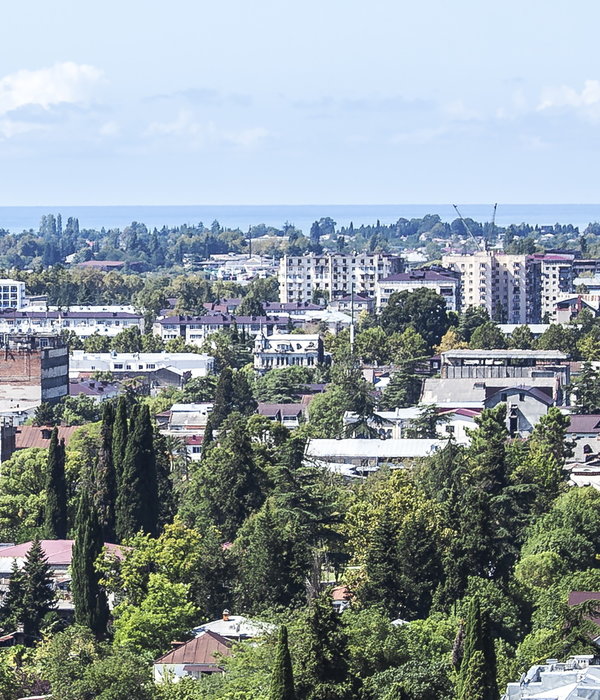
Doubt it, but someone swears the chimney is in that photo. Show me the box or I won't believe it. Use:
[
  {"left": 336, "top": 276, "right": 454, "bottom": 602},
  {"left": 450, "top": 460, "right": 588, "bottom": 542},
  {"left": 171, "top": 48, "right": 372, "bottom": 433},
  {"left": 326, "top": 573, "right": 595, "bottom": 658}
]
[
  {"left": 170, "top": 640, "right": 185, "bottom": 650},
  {"left": 222, "top": 609, "right": 230, "bottom": 621},
  {"left": 41, "top": 428, "right": 52, "bottom": 440}
]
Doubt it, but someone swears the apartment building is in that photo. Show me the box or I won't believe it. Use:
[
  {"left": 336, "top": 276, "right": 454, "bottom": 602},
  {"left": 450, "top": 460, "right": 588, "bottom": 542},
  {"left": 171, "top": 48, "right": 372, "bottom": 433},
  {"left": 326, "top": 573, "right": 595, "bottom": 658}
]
[
  {"left": 153, "top": 314, "right": 292, "bottom": 346},
  {"left": 278, "top": 253, "right": 403, "bottom": 304},
  {"left": 374, "top": 270, "right": 460, "bottom": 311},
  {"left": 0, "top": 306, "right": 144, "bottom": 338},
  {"left": 0, "top": 280, "right": 25, "bottom": 309},
  {"left": 527, "top": 253, "right": 575, "bottom": 322},
  {"left": 441, "top": 251, "right": 528, "bottom": 323}
]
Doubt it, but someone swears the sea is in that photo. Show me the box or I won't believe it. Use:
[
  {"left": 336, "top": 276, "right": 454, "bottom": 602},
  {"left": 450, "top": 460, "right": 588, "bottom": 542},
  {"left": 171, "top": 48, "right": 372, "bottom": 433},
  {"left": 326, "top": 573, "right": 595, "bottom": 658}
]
[{"left": 1, "top": 204, "right": 600, "bottom": 234}]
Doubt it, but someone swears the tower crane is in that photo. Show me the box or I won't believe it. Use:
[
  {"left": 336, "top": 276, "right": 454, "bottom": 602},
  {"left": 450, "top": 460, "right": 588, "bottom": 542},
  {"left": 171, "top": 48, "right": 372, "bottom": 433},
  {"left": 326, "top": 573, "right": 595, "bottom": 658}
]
[{"left": 453, "top": 204, "right": 487, "bottom": 252}]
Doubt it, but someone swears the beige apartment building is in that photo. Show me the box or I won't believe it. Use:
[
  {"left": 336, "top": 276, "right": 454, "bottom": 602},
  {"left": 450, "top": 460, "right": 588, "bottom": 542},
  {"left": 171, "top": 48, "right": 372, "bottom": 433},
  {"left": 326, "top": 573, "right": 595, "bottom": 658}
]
[
  {"left": 442, "top": 251, "right": 528, "bottom": 323},
  {"left": 278, "top": 253, "right": 403, "bottom": 304}
]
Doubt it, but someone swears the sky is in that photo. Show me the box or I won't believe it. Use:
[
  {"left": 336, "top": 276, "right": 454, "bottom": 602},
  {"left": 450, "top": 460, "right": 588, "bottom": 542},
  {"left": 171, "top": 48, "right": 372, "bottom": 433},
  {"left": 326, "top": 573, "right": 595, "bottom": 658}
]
[{"left": 1, "top": 0, "right": 600, "bottom": 205}]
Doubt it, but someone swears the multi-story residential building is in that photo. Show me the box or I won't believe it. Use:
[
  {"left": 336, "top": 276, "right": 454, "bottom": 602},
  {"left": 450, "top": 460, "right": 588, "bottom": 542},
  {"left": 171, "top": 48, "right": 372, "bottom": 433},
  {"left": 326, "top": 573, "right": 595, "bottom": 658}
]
[
  {"left": 0, "top": 334, "right": 69, "bottom": 416},
  {"left": 441, "top": 251, "right": 528, "bottom": 323},
  {"left": 253, "top": 332, "right": 326, "bottom": 372},
  {"left": 527, "top": 253, "right": 575, "bottom": 321},
  {"left": 278, "top": 253, "right": 403, "bottom": 304},
  {"left": 0, "top": 280, "right": 25, "bottom": 309},
  {"left": 374, "top": 270, "right": 460, "bottom": 311},
  {"left": 0, "top": 306, "right": 144, "bottom": 338},
  {"left": 153, "top": 314, "right": 292, "bottom": 346}
]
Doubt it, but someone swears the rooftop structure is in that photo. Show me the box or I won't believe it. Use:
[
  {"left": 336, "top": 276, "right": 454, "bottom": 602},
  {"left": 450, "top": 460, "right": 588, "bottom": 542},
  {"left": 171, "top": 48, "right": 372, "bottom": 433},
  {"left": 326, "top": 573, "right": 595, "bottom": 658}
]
[
  {"left": 503, "top": 656, "right": 600, "bottom": 699},
  {"left": 192, "top": 612, "right": 275, "bottom": 640},
  {"left": 153, "top": 630, "right": 232, "bottom": 682}
]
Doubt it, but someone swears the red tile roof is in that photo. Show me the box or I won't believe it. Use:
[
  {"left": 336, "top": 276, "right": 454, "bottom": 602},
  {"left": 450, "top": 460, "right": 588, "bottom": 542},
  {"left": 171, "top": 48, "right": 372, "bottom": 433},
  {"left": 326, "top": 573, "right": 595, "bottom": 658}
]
[
  {"left": 15, "top": 426, "right": 79, "bottom": 450},
  {"left": 0, "top": 539, "right": 123, "bottom": 566},
  {"left": 154, "top": 631, "right": 232, "bottom": 666}
]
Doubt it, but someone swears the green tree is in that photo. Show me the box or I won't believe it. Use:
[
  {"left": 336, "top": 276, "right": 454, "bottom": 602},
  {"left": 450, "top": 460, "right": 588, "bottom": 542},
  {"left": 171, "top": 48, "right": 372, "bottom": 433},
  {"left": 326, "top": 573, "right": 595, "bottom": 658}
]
[
  {"left": 96, "top": 402, "right": 117, "bottom": 542},
  {"left": 469, "top": 322, "right": 507, "bottom": 350},
  {"left": 0, "top": 448, "right": 47, "bottom": 542},
  {"left": 71, "top": 490, "right": 109, "bottom": 639},
  {"left": 572, "top": 361, "right": 600, "bottom": 413},
  {"left": 536, "top": 324, "right": 578, "bottom": 356},
  {"left": 112, "top": 573, "right": 198, "bottom": 657},
  {"left": 231, "top": 499, "right": 309, "bottom": 613},
  {"left": 379, "top": 368, "right": 422, "bottom": 409},
  {"left": 183, "top": 414, "right": 264, "bottom": 540},
  {"left": 115, "top": 405, "right": 159, "bottom": 540},
  {"left": 508, "top": 325, "right": 534, "bottom": 350},
  {"left": 458, "top": 306, "right": 490, "bottom": 343},
  {"left": 295, "top": 591, "right": 353, "bottom": 700},
  {"left": 458, "top": 597, "right": 498, "bottom": 700},
  {"left": 112, "top": 396, "right": 129, "bottom": 489},
  {"left": 44, "top": 428, "right": 67, "bottom": 539},
  {"left": 269, "top": 625, "right": 296, "bottom": 700},
  {"left": 111, "top": 326, "right": 143, "bottom": 353},
  {"left": 379, "top": 288, "right": 450, "bottom": 349}
]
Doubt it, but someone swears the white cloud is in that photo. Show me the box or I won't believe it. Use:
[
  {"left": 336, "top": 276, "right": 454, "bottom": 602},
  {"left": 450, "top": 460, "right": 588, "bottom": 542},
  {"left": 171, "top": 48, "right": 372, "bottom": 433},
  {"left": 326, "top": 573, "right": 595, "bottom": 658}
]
[
  {"left": 390, "top": 127, "right": 448, "bottom": 145},
  {"left": 99, "top": 120, "right": 119, "bottom": 137},
  {"left": 538, "top": 79, "right": 600, "bottom": 118},
  {"left": 0, "top": 62, "right": 104, "bottom": 116},
  {"left": 0, "top": 118, "right": 46, "bottom": 140},
  {"left": 145, "top": 110, "right": 268, "bottom": 148}
]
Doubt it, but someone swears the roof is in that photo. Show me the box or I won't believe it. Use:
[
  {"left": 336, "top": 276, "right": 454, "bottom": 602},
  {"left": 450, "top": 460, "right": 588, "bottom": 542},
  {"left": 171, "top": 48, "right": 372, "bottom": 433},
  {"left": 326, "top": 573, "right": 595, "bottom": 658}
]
[
  {"left": 568, "top": 415, "right": 600, "bottom": 434},
  {"left": 192, "top": 615, "right": 275, "bottom": 639},
  {"left": 69, "top": 380, "right": 118, "bottom": 397},
  {"left": 306, "top": 438, "right": 447, "bottom": 459},
  {"left": 486, "top": 385, "right": 554, "bottom": 406},
  {"left": 257, "top": 403, "right": 305, "bottom": 417},
  {"left": 0, "top": 540, "right": 123, "bottom": 573},
  {"left": 154, "top": 630, "right": 232, "bottom": 666},
  {"left": 442, "top": 349, "right": 568, "bottom": 360},
  {"left": 15, "top": 425, "right": 79, "bottom": 450}
]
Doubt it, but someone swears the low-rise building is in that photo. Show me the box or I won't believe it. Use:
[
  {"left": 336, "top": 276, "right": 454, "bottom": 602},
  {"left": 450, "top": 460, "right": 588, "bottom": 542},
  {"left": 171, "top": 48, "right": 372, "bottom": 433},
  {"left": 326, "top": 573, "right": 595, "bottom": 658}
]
[
  {"left": 375, "top": 270, "right": 459, "bottom": 311},
  {"left": 328, "top": 293, "right": 375, "bottom": 315},
  {"left": 0, "top": 279, "right": 25, "bottom": 309},
  {"left": 70, "top": 351, "right": 214, "bottom": 387},
  {"left": 306, "top": 438, "right": 447, "bottom": 478},
  {"left": 257, "top": 402, "right": 306, "bottom": 429},
  {"left": 253, "top": 333, "right": 326, "bottom": 372},
  {"left": 503, "top": 656, "right": 600, "bottom": 699},
  {"left": 153, "top": 631, "right": 232, "bottom": 682}
]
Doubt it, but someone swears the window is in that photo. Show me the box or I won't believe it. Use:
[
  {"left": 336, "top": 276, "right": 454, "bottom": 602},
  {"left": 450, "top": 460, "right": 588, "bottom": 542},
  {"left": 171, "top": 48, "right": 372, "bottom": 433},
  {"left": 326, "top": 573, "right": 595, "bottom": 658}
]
[
  {"left": 501, "top": 393, "right": 507, "bottom": 402},
  {"left": 114, "top": 363, "right": 123, "bottom": 369},
  {"left": 519, "top": 393, "right": 525, "bottom": 402}
]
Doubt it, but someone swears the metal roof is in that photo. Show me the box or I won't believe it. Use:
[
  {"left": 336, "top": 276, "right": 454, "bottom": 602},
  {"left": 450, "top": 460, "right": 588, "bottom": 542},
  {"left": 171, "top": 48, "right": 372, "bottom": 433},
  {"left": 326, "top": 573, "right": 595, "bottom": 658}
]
[{"left": 442, "top": 349, "right": 568, "bottom": 360}]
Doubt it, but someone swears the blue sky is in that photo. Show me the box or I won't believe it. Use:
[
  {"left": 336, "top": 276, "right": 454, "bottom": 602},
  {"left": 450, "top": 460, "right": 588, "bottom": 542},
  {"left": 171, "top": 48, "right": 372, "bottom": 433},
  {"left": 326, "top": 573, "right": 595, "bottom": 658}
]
[{"left": 2, "top": 0, "right": 600, "bottom": 205}]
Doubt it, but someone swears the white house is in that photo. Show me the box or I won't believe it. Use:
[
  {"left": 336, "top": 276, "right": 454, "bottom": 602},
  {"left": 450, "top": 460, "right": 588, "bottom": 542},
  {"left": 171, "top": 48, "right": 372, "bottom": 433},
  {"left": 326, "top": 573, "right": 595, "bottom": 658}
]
[{"left": 253, "top": 332, "right": 326, "bottom": 372}]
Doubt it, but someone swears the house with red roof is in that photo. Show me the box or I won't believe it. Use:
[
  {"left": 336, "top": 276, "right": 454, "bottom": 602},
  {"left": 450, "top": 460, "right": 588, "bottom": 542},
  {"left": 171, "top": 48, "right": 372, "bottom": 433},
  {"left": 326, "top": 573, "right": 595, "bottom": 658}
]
[{"left": 153, "top": 630, "right": 232, "bottom": 682}]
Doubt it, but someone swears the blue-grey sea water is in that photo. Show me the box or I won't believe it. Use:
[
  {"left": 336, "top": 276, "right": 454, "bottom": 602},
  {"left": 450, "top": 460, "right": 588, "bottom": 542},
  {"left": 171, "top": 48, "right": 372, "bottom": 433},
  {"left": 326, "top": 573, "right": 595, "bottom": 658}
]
[{"left": 0, "top": 204, "right": 599, "bottom": 234}]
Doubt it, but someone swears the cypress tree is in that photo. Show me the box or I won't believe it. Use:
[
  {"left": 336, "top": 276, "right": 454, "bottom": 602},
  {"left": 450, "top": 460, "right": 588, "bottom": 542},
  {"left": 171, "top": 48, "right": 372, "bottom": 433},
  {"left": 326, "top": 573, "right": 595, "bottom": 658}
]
[
  {"left": 295, "top": 591, "right": 352, "bottom": 700},
  {"left": 269, "top": 625, "right": 296, "bottom": 700},
  {"left": 209, "top": 367, "right": 234, "bottom": 430},
  {"left": 44, "top": 427, "right": 68, "bottom": 539},
  {"left": 20, "top": 538, "right": 56, "bottom": 639},
  {"left": 458, "top": 597, "right": 498, "bottom": 700},
  {"left": 71, "top": 489, "right": 109, "bottom": 639},
  {"left": 115, "top": 404, "right": 159, "bottom": 540},
  {"left": 96, "top": 402, "right": 117, "bottom": 542},
  {"left": 112, "top": 396, "right": 129, "bottom": 487}
]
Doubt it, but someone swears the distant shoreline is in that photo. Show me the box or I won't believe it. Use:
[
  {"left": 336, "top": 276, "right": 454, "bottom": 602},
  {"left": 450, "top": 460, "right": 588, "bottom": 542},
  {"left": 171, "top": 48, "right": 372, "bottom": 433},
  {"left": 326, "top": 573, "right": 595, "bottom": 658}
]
[{"left": 0, "top": 203, "right": 599, "bottom": 233}]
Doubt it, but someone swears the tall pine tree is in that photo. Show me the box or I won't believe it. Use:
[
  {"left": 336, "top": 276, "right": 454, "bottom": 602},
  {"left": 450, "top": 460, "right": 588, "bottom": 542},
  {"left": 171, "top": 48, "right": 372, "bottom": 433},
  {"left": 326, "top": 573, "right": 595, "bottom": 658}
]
[
  {"left": 269, "top": 624, "right": 296, "bottom": 700},
  {"left": 111, "top": 396, "right": 129, "bottom": 488},
  {"left": 458, "top": 597, "right": 498, "bottom": 700},
  {"left": 44, "top": 427, "right": 67, "bottom": 539},
  {"left": 71, "top": 490, "right": 109, "bottom": 639},
  {"left": 96, "top": 402, "right": 117, "bottom": 542},
  {"left": 0, "top": 540, "right": 56, "bottom": 641},
  {"left": 115, "top": 404, "right": 159, "bottom": 540}
]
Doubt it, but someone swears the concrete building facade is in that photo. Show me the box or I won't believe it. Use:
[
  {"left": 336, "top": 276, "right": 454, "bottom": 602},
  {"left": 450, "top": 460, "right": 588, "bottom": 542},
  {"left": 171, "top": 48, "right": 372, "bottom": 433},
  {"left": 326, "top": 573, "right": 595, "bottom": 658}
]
[
  {"left": 279, "top": 253, "right": 403, "bottom": 304},
  {"left": 374, "top": 270, "right": 460, "bottom": 311}
]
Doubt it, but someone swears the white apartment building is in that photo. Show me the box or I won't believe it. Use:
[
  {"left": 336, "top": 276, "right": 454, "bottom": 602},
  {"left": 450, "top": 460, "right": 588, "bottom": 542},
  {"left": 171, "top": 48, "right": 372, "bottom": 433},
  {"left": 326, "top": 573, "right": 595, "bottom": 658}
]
[
  {"left": 375, "top": 270, "right": 459, "bottom": 311},
  {"left": 70, "top": 351, "right": 215, "bottom": 378},
  {"left": 0, "top": 306, "right": 144, "bottom": 338},
  {"left": 0, "top": 280, "right": 25, "bottom": 309},
  {"left": 279, "top": 253, "right": 403, "bottom": 304},
  {"left": 442, "top": 251, "right": 527, "bottom": 323},
  {"left": 253, "top": 332, "right": 327, "bottom": 372}
]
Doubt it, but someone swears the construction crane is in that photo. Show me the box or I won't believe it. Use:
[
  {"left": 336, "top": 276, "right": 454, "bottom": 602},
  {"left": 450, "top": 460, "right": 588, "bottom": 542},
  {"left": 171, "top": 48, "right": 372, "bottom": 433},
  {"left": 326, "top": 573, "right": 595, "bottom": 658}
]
[
  {"left": 453, "top": 204, "right": 487, "bottom": 252},
  {"left": 490, "top": 202, "right": 497, "bottom": 244}
]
